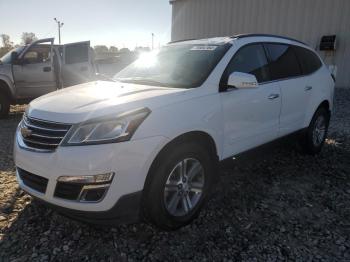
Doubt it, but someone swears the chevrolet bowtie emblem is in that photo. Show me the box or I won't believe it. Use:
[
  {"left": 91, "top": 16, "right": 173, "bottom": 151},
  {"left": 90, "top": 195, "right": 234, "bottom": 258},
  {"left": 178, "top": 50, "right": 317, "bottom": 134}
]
[{"left": 21, "top": 127, "right": 32, "bottom": 138}]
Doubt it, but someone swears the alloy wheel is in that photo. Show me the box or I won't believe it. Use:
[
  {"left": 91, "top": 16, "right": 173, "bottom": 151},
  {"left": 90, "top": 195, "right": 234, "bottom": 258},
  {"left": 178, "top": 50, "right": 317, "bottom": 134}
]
[
  {"left": 164, "top": 158, "right": 205, "bottom": 217},
  {"left": 312, "top": 115, "right": 326, "bottom": 146}
]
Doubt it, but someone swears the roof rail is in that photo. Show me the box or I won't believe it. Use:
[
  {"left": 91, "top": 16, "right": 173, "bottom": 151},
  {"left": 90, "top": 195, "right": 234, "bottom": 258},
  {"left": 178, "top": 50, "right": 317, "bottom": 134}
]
[
  {"left": 168, "top": 34, "right": 307, "bottom": 46},
  {"left": 231, "top": 34, "right": 307, "bottom": 45}
]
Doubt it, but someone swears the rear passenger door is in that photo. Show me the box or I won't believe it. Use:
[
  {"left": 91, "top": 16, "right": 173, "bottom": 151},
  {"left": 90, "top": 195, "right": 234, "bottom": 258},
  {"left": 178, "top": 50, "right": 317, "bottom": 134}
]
[
  {"left": 61, "top": 41, "right": 94, "bottom": 87},
  {"left": 264, "top": 43, "right": 309, "bottom": 136},
  {"left": 220, "top": 44, "right": 281, "bottom": 157}
]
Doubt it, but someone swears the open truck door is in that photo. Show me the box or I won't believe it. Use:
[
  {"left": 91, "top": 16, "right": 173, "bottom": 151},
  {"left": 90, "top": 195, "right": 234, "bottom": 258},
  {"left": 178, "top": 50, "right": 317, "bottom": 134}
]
[
  {"left": 61, "top": 41, "right": 95, "bottom": 87},
  {"left": 13, "top": 38, "right": 57, "bottom": 99}
]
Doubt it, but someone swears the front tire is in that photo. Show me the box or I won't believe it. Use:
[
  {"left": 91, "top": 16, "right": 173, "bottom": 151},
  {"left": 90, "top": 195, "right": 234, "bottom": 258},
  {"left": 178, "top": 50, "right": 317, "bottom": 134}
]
[
  {"left": 300, "top": 107, "right": 330, "bottom": 155},
  {"left": 142, "top": 142, "right": 216, "bottom": 230},
  {"left": 0, "top": 92, "right": 10, "bottom": 119}
]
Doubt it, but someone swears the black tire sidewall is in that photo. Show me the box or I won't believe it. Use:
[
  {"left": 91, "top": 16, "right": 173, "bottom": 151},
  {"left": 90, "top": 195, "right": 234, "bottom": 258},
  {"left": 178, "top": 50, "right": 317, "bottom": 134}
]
[
  {"left": 143, "top": 142, "right": 216, "bottom": 230},
  {"left": 0, "top": 93, "right": 10, "bottom": 118},
  {"left": 305, "top": 107, "right": 330, "bottom": 154}
]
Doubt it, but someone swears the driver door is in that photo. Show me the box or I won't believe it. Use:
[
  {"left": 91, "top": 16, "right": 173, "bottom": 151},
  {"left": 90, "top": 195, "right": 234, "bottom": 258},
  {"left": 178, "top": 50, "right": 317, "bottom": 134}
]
[
  {"left": 220, "top": 43, "right": 281, "bottom": 158},
  {"left": 13, "top": 38, "right": 56, "bottom": 99},
  {"left": 61, "top": 41, "right": 94, "bottom": 87}
]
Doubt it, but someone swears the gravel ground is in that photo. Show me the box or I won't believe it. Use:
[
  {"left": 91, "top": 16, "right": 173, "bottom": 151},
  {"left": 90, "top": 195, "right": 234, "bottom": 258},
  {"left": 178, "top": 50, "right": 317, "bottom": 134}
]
[{"left": 0, "top": 89, "right": 349, "bottom": 261}]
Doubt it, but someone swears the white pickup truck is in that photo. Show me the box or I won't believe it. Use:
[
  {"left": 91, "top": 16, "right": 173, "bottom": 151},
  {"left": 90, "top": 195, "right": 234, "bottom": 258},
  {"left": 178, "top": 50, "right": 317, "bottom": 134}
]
[{"left": 0, "top": 38, "right": 96, "bottom": 118}]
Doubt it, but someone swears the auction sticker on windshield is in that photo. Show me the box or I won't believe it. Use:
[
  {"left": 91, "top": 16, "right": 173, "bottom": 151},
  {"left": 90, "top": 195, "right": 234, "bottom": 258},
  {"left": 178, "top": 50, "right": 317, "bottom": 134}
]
[{"left": 190, "top": 46, "right": 218, "bottom": 51}]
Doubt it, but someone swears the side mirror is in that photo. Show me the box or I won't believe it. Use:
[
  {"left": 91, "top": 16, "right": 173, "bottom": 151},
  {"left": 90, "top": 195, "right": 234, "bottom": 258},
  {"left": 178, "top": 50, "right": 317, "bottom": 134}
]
[
  {"left": 11, "top": 51, "right": 19, "bottom": 64},
  {"left": 227, "top": 72, "right": 258, "bottom": 89}
]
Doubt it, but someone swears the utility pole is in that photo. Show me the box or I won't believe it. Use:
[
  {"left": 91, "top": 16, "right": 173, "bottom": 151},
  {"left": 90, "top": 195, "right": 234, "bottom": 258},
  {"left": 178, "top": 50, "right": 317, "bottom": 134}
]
[
  {"left": 151, "top": 33, "right": 154, "bottom": 50},
  {"left": 54, "top": 18, "right": 64, "bottom": 44}
]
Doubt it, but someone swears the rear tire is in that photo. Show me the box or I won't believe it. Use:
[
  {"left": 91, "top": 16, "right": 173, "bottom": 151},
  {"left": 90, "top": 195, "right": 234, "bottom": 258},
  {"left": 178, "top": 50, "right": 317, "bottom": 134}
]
[
  {"left": 142, "top": 142, "right": 216, "bottom": 230},
  {"left": 0, "top": 92, "right": 10, "bottom": 119},
  {"left": 299, "top": 107, "right": 330, "bottom": 155}
]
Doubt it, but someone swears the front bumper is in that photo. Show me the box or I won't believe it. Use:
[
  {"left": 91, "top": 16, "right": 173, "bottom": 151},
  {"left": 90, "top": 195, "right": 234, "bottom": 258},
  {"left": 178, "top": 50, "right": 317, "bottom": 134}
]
[
  {"left": 34, "top": 190, "right": 143, "bottom": 225},
  {"left": 14, "top": 131, "right": 169, "bottom": 216}
]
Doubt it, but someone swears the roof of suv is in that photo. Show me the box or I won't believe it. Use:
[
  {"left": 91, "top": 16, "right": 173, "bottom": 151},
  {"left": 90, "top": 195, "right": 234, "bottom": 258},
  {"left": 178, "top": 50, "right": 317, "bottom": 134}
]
[
  {"left": 168, "top": 36, "right": 233, "bottom": 46},
  {"left": 169, "top": 34, "right": 307, "bottom": 46}
]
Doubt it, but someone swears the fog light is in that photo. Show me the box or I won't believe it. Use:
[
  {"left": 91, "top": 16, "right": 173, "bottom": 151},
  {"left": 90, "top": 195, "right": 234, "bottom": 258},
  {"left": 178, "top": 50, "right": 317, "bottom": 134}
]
[
  {"left": 55, "top": 173, "right": 114, "bottom": 202},
  {"left": 57, "top": 173, "right": 114, "bottom": 184},
  {"left": 79, "top": 185, "right": 109, "bottom": 202}
]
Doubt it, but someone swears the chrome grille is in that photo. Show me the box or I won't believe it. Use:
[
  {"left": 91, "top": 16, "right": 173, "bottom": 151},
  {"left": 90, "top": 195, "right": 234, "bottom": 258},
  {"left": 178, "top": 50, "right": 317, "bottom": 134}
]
[{"left": 20, "top": 115, "right": 71, "bottom": 151}]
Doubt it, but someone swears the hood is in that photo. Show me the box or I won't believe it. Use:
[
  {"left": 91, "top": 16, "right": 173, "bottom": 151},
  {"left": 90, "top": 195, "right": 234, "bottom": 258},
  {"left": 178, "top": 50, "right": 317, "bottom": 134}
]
[{"left": 27, "top": 81, "right": 187, "bottom": 123}]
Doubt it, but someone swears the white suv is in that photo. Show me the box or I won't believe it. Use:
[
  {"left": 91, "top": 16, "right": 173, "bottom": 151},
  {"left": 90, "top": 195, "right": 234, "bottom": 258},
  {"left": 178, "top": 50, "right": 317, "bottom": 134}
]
[{"left": 14, "top": 34, "right": 334, "bottom": 230}]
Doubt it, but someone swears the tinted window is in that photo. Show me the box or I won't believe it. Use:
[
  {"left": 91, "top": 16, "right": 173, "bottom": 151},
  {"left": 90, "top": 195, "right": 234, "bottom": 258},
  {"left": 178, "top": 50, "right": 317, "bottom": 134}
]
[
  {"left": 22, "top": 46, "right": 50, "bottom": 64},
  {"left": 265, "top": 44, "right": 301, "bottom": 80},
  {"left": 65, "top": 43, "right": 89, "bottom": 64},
  {"left": 293, "top": 46, "right": 322, "bottom": 75},
  {"left": 224, "top": 44, "right": 270, "bottom": 83}
]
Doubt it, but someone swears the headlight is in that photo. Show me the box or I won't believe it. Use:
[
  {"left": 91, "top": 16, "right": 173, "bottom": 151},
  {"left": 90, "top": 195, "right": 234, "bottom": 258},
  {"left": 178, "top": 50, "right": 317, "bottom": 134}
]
[{"left": 63, "top": 107, "right": 150, "bottom": 146}]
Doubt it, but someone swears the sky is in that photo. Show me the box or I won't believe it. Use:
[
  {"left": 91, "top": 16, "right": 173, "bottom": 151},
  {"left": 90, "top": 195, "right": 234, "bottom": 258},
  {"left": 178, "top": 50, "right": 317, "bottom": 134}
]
[{"left": 0, "top": 0, "right": 172, "bottom": 50}]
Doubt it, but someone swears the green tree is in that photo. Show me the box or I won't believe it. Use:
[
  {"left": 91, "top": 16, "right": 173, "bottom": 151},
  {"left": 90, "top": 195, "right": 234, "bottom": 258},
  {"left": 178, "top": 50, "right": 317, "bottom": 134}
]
[
  {"left": 21, "top": 32, "right": 38, "bottom": 45},
  {"left": 0, "top": 34, "right": 14, "bottom": 57},
  {"left": 1, "top": 34, "right": 13, "bottom": 48}
]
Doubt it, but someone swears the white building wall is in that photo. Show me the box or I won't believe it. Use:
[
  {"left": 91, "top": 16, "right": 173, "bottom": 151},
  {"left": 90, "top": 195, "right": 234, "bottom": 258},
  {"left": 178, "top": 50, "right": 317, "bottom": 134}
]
[{"left": 171, "top": 0, "right": 350, "bottom": 87}]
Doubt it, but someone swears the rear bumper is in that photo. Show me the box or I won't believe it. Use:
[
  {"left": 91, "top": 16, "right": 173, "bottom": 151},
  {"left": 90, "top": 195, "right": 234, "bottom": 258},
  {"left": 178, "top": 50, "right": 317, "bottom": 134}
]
[{"left": 33, "top": 190, "right": 143, "bottom": 225}]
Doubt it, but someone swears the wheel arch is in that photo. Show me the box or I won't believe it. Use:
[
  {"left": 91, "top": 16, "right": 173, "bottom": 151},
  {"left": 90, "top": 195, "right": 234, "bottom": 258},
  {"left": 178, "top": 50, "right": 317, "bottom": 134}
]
[
  {"left": 318, "top": 100, "right": 330, "bottom": 112},
  {"left": 313, "top": 99, "right": 331, "bottom": 121},
  {"left": 0, "top": 77, "right": 14, "bottom": 100},
  {"left": 143, "top": 131, "right": 219, "bottom": 190},
  {"left": 304, "top": 99, "right": 332, "bottom": 127}
]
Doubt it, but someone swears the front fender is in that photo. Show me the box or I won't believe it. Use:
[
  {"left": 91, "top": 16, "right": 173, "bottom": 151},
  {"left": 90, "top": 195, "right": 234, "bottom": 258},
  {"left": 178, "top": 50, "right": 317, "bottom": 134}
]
[
  {"left": 133, "top": 93, "right": 224, "bottom": 160},
  {"left": 0, "top": 64, "right": 15, "bottom": 98}
]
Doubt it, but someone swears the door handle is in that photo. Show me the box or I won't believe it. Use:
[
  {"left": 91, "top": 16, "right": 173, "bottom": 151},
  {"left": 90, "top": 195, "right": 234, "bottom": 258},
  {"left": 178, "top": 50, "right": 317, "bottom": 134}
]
[
  {"left": 305, "top": 86, "right": 313, "bottom": 91},
  {"left": 43, "top": 66, "right": 51, "bottom": 72},
  {"left": 268, "top": 94, "right": 280, "bottom": 100}
]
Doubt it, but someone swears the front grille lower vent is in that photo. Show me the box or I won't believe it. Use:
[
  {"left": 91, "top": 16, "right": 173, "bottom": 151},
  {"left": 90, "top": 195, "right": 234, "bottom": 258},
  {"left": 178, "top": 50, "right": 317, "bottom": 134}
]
[
  {"left": 17, "top": 168, "right": 48, "bottom": 194},
  {"left": 20, "top": 115, "right": 71, "bottom": 151}
]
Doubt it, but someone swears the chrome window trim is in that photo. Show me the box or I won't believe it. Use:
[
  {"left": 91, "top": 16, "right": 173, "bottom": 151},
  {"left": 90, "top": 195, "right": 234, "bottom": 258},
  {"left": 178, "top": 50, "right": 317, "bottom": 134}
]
[{"left": 258, "top": 69, "right": 321, "bottom": 86}]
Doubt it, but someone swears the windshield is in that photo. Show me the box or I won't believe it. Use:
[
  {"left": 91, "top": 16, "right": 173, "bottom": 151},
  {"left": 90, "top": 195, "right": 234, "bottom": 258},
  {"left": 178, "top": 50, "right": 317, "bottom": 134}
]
[
  {"left": 0, "top": 46, "right": 25, "bottom": 64},
  {"left": 113, "top": 44, "right": 230, "bottom": 88}
]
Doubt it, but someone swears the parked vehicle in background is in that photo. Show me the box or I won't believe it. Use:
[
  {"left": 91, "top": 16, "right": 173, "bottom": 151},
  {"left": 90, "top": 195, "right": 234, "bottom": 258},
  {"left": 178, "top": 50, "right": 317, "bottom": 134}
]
[
  {"left": 94, "top": 53, "right": 137, "bottom": 78},
  {"left": 0, "top": 38, "right": 95, "bottom": 118},
  {"left": 14, "top": 34, "right": 334, "bottom": 230}
]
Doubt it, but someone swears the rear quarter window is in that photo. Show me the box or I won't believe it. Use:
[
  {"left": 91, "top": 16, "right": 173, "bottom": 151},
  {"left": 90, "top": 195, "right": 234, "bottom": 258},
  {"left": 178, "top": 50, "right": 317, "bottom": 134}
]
[{"left": 293, "top": 46, "right": 322, "bottom": 75}]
